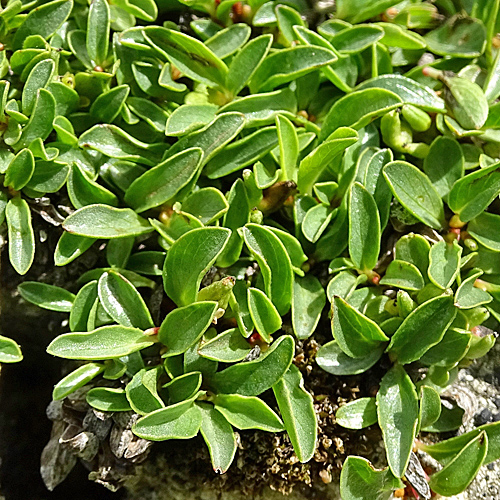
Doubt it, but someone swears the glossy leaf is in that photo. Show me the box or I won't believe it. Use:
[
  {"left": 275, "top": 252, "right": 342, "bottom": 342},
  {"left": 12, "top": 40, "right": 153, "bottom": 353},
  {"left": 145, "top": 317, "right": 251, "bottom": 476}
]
[
  {"left": 241, "top": 224, "right": 294, "bottom": 315},
  {"left": 4, "top": 148, "right": 34, "bottom": 191},
  {"left": 160, "top": 301, "right": 217, "bottom": 357},
  {"left": 6, "top": 197, "right": 35, "bottom": 275},
  {"left": 55, "top": 233, "right": 96, "bottom": 267},
  {"left": 455, "top": 271, "right": 492, "bottom": 309},
  {"left": 209, "top": 335, "right": 294, "bottom": 396},
  {"left": 340, "top": 456, "right": 403, "bottom": 500},
  {"left": 383, "top": 161, "right": 445, "bottom": 229},
  {"left": 428, "top": 240, "right": 462, "bottom": 289},
  {"left": 198, "top": 328, "right": 252, "bottom": 362},
  {"left": 247, "top": 287, "right": 282, "bottom": 343},
  {"left": 98, "top": 271, "right": 153, "bottom": 329},
  {"left": 316, "top": 340, "right": 384, "bottom": 376},
  {"left": 349, "top": 182, "right": 380, "bottom": 272},
  {"left": 22, "top": 58, "right": 55, "bottom": 116},
  {"left": 87, "top": 387, "right": 132, "bottom": 411},
  {"left": 126, "top": 367, "right": 164, "bottom": 415},
  {"left": 292, "top": 275, "right": 326, "bottom": 340},
  {"left": 249, "top": 46, "right": 336, "bottom": 93},
  {"left": 87, "top": 0, "right": 110, "bottom": 67},
  {"left": 63, "top": 204, "right": 153, "bottom": 239},
  {"left": 18, "top": 282, "right": 75, "bottom": 312},
  {"left": 332, "top": 296, "right": 389, "bottom": 359},
  {"left": 428, "top": 432, "right": 487, "bottom": 496},
  {"left": 273, "top": 364, "right": 317, "bottom": 463},
  {"left": 214, "top": 394, "right": 284, "bottom": 432},
  {"left": 69, "top": 281, "right": 98, "bottom": 332},
  {"left": 394, "top": 233, "right": 430, "bottom": 278},
  {"left": 336, "top": 397, "right": 378, "bottom": 430},
  {"left": 125, "top": 148, "right": 203, "bottom": 213},
  {"left": 53, "top": 363, "right": 104, "bottom": 400},
  {"left": 379, "top": 260, "right": 424, "bottom": 291},
  {"left": 377, "top": 364, "right": 418, "bottom": 478},
  {"left": 165, "top": 105, "right": 218, "bottom": 137},
  {"left": 387, "top": 295, "right": 457, "bottom": 364},
  {"left": 448, "top": 163, "right": 500, "bottom": 223},
  {"left": 418, "top": 385, "right": 442, "bottom": 431},
  {"left": 469, "top": 212, "right": 500, "bottom": 251},
  {"left": 320, "top": 88, "right": 402, "bottom": 141},
  {"left": 47, "top": 325, "right": 155, "bottom": 360},
  {"left": 164, "top": 227, "right": 231, "bottom": 306},
  {"left": 163, "top": 372, "right": 202, "bottom": 404},
  {"left": 133, "top": 399, "right": 202, "bottom": 441},
  {"left": 182, "top": 187, "right": 228, "bottom": 224},
  {"left": 0, "top": 335, "right": 23, "bottom": 364}
]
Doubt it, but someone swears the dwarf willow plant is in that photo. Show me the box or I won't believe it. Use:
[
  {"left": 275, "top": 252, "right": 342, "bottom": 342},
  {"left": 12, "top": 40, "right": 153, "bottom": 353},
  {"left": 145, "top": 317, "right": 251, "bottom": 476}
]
[{"left": 5, "top": 0, "right": 500, "bottom": 496}]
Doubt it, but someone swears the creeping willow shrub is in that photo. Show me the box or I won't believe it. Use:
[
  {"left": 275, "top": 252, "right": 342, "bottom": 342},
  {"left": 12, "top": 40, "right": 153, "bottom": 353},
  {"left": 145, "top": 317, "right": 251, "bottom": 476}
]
[{"left": 4, "top": 0, "right": 500, "bottom": 496}]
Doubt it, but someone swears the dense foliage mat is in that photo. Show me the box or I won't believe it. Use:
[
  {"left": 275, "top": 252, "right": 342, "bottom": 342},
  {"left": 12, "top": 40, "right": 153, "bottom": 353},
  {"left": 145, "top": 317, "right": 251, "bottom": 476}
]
[{"left": 3, "top": 0, "right": 500, "bottom": 497}]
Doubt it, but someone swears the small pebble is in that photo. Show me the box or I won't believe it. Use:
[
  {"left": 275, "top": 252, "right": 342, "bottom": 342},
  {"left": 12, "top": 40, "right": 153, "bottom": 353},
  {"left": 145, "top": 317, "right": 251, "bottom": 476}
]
[
  {"left": 494, "top": 397, "right": 500, "bottom": 409},
  {"left": 474, "top": 408, "right": 493, "bottom": 426}
]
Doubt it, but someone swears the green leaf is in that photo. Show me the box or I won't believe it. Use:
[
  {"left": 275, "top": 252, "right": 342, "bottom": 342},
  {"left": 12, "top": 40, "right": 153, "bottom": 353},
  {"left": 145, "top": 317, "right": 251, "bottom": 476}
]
[
  {"left": 159, "top": 301, "right": 217, "bottom": 356},
  {"left": 198, "top": 328, "right": 252, "bottom": 362},
  {"left": 217, "top": 179, "right": 250, "bottom": 268},
  {"left": 421, "top": 419, "right": 500, "bottom": 465},
  {"left": 379, "top": 260, "right": 424, "bottom": 291},
  {"left": 326, "top": 271, "right": 358, "bottom": 302},
  {"left": 383, "top": 161, "right": 445, "bottom": 229},
  {"left": 423, "top": 136, "right": 464, "bottom": 199},
  {"left": 332, "top": 296, "right": 389, "bottom": 359},
  {"left": 275, "top": 4, "right": 306, "bottom": 46},
  {"left": 455, "top": 271, "right": 492, "bottom": 309},
  {"left": 443, "top": 75, "right": 489, "bottom": 130},
  {"left": 425, "top": 16, "right": 486, "bottom": 58},
  {"left": 268, "top": 227, "right": 307, "bottom": 275},
  {"left": 89, "top": 85, "right": 129, "bottom": 123},
  {"left": 349, "top": 182, "right": 380, "bottom": 272},
  {"left": 273, "top": 364, "right": 317, "bottom": 463},
  {"left": 428, "top": 240, "right": 462, "bottom": 289},
  {"left": 419, "top": 327, "right": 471, "bottom": 368},
  {"left": 377, "top": 22, "right": 426, "bottom": 50},
  {"left": 79, "top": 124, "right": 164, "bottom": 166},
  {"left": 226, "top": 34, "right": 272, "bottom": 96},
  {"left": 336, "top": 0, "right": 398, "bottom": 23},
  {"left": 18, "top": 88, "right": 55, "bottom": 149},
  {"left": 126, "top": 366, "right": 164, "bottom": 415},
  {"left": 0, "top": 335, "right": 23, "bottom": 363},
  {"left": 297, "top": 127, "right": 358, "bottom": 194},
  {"left": 320, "top": 88, "right": 402, "bottom": 141},
  {"left": 63, "top": 204, "right": 153, "bottom": 239},
  {"left": 336, "top": 397, "right": 378, "bottom": 430},
  {"left": 164, "top": 227, "right": 231, "bottom": 306},
  {"left": 209, "top": 335, "right": 294, "bottom": 396},
  {"left": 67, "top": 163, "right": 118, "bottom": 209},
  {"left": 4, "top": 148, "right": 34, "bottom": 190},
  {"left": 340, "top": 456, "right": 403, "bottom": 500},
  {"left": 428, "top": 431, "right": 487, "bottom": 496},
  {"left": 125, "top": 148, "right": 203, "bottom": 213},
  {"left": 114, "top": 0, "right": 157, "bottom": 21},
  {"left": 316, "top": 340, "right": 384, "bottom": 375},
  {"left": 214, "top": 394, "right": 284, "bottom": 432},
  {"left": 229, "top": 280, "right": 254, "bottom": 338},
  {"left": 247, "top": 287, "right": 282, "bottom": 343},
  {"left": 329, "top": 25, "right": 384, "bottom": 53},
  {"left": 422, "top": 402, "right": 465, "bottom": 433},
  {"left": 249, "top": 46, "right": 337, "bottom": 93},
  {"left": 387, "top": 295, "right": 457, "bottom": 364},
  {"left": 18, "top": 282, "right": 75, "bottom": 312},
  {"left": 448, "top": 163, "right": 500, "bottom": 223},
  {"left": 377, "top": 364, "right": 418, "bottom": 478},
  {"left": 87, "top": 0, "right": 110, "bottom": 67},
  {"left": 241, "top": 224, "right": 294, "bottom": 315},
  {"left": 22, "top": 58, "right": 55, "bottom": 115},
  {"left": 418, "top": 385, "right": 442, "bottom": 430},
  {"left": 69, "top": 281, "right": 98, "bottom": 332},
  {"left": 13, "top": 0, "right": 74, "bottom": 50},
  {"left": 198, "top": 402, "right": 237, "bottom": 474},
  {"left": 52, "top": 362, "right": 104, "bottom": 400},
  {"left": 163, "top": 372, "right": 202, "bottom": 404},
  {"left": 47, "top": 325, "right": 155, "bottom": 360},
  {"left": 133, "top": 399, "right": 202, "bottom": 441},
  {"left": 143, "top": 27, "right": 228, "bottom": 87},
  {"left": 182, "top": 187, "right": 228, "bottom": 224},
  {"left": 55, "top": 232, "right": 96, "bottom": 267},
  {"left": 87, "top": 387, "right": 132, "bottom": 411},
  {"left": 205, "top": 23, "right": 250, "bottom": 58},
  {"left": 292, "top": 275, "right": 326, "bottom": 340},
  {"left": 205, "top": 126, "right": 278, "bottom": 179},
  {"left": 276, "top": 114, "right": 298, "bottom": 181},
  {"left": 98, "top": 271, "right": 153, "bottom": 329},
  {"left": 469, "top": 212, "right": 500, "bottom": 251},
  {"left": 394, "top": 233, "right": 430, "bottom": 278},
  {"left": 6, "top": 197, "right": 35, "bottom": 275},
  {"left": 165, "top": 105, "right": 218, "bottom": 137}
]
